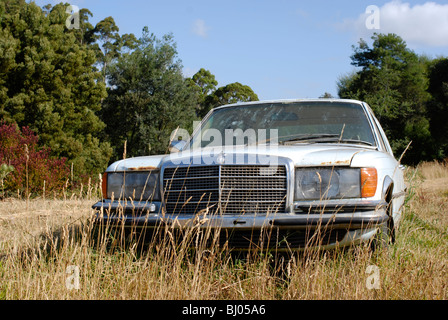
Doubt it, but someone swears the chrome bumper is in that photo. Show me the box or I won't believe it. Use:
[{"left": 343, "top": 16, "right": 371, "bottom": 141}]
[
  {"left": 92, "top": 208, "right": 388, "bottom": 229},
  {"left": 92, "top": 199, "right": 387, "bottom": 249},
  {"left": 92, "top": 199, "right": 387, "bottom": 229}
]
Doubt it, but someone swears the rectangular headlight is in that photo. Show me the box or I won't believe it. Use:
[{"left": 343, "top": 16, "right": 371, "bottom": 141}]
[
  {"left": 106, "top": 171, "right": 160, "bottom": 201},
  {"left": 295, "top": 168, "right": 361, "bottom": 200}
]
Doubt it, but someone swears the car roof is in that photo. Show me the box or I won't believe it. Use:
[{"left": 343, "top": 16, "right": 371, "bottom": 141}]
[{"left": 212, "top": 98, "right": 365, "bottom": 111}]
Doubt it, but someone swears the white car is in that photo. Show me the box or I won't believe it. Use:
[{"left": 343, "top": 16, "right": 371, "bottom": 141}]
[{"left": 92, "top": 99, "right": 406, "bottom": 251}]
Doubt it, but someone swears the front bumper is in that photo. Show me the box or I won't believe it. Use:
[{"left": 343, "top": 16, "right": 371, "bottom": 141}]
[{"left": 91, "top": 200, "right": 388, "bottom": 250}]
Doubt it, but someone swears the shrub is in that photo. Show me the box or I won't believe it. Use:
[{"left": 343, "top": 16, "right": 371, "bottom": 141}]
[{"left": 0, "top": 123, "right": 69, "bottom": 196}]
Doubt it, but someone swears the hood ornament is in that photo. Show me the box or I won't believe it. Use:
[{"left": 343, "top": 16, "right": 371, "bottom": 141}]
[{"left": 216, "top": 152, "right": 225, "bottom": 165}]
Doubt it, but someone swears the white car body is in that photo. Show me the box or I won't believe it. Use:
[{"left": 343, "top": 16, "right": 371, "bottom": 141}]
[{"left": 93, "top": 99, "right": 406, "bottom": 250}]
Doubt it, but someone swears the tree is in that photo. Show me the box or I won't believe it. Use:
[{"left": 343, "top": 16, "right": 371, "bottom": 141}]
[
  {"left": 0, "top": 1, "right": 111, "bottom": 177},
  {"left": 337, "top": 72, "right": 361, "bottom": 100},
  {"left": 187, "top": 68, "right": 218, "bottom": 116},
  {"left": 187, "top": 69, "right": 259, "bottom": 118},
  {"left": 338, "top": 33, "right": 431, "bottom": 164},
  {"left": 201, "top": 82, "right": 259, "bottom": 117},
  {"left": 70, "top": 8, "right": 95, "bottom": 45},
  {"left": 426, "top": 58, "right": 448, "bottom": 159},
  {"left": 101, "top": 27, "right": 198, "bottom": 160},
  {"left": 319, "top": 92, "right": 334, "bottom": 98},
  {"left": 88, "top": 17, "right": 138, "bottom": 84},
  {"left": 189, "top": 68, "right": 218, "bottom": 100}
]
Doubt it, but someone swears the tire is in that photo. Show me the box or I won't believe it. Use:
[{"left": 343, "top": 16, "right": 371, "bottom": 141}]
[{"left": 370, "top": 202, "right": 395, "bottom": 252}]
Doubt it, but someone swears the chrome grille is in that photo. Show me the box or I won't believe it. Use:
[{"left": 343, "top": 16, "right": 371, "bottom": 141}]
[{"left": 163, "top": 165, "right": 287, "bottom": 215}]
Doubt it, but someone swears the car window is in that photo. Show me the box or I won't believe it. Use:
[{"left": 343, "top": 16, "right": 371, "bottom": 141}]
[{"left": 191, "top": 101, "right": 377, "bottom": 148}]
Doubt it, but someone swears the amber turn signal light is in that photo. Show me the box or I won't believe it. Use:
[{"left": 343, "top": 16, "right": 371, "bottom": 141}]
[{"left": 361, "top": 168, "right": 377, "bottom": 198}]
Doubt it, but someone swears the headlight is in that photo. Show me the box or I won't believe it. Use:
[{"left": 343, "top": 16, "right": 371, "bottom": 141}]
[
  {"left": 295, "top": 168, "right": 362, "bottom": 200},
  {"left": 105, "top": 171, "right": 160, "bottom": 201}
]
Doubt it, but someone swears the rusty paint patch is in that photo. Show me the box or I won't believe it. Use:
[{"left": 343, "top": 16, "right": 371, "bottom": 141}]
[
  {"left": 320, "top": 150, "right": 364, "bottom": 166},
  {"left": 128, "top": 166, "right": 158, "bottom": 171},
  {"left": 320, "top": 160, "right": 351, "bottom": 166}
]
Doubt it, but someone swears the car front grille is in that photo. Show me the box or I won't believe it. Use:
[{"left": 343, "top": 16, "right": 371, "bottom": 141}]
[{"left": 163, "top": 165, "right": 287, "bottom": 215}]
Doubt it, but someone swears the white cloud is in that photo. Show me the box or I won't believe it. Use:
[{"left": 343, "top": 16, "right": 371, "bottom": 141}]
[
  {"left": 191, "top": 19, "right": 210, "bottom": 38},
  {"left": 340, "top": 1, "right": 448, "bottom": 47}
]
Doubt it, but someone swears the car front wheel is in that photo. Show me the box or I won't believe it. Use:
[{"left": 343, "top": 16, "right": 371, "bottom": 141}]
[{"left": 370, "top": 202, "right": 395, "bottom": 252}]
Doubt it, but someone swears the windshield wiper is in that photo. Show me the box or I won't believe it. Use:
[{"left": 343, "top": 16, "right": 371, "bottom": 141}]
[
  {"left": 280, "top": 134, "right": 341, "bottom": 144},
  {"left": 280, "top": 134, "right": 373, "bottom": 146},
  {"left": 336, "top": 139, "right": 373, "bottom": 146}
]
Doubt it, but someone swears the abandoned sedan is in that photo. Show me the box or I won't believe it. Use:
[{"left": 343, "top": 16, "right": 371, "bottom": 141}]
[{"left": 92, "top": 99, "right": 406, "bottom": 251}]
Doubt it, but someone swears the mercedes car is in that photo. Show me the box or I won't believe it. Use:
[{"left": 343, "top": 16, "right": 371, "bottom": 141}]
[{"left": 92, "top": 99, "right": 406, "bottom": 251}]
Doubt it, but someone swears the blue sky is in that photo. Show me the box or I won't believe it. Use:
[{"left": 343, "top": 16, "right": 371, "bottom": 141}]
[{"left": 34, "top": 0, "right": 448, "bottom": 100}]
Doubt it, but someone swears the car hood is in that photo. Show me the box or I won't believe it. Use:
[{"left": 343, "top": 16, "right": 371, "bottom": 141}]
[{"left": 107, "top": 144, "right": 374, "bottom": 172}]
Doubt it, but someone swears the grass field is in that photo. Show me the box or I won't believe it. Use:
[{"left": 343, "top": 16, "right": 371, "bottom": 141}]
[{"left": 0, "top": 161, "right": 447, "bottom": 300}]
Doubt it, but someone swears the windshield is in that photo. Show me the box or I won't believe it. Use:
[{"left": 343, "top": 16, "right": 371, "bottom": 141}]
[{"left": 190, "top": 101, "right": 376, "bottom": 148}]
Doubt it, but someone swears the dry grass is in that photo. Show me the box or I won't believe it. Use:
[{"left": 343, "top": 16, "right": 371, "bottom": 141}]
[{"left": 0, "top": 162, "right": 447, "bottom": 300}]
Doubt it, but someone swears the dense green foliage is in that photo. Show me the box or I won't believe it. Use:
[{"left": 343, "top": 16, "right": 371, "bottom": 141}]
[
  {"left": 101, "top": 28, "right": 198, "bottom": 160},
  {"left": 188, "top": 68, "right": 259, "bottom": 118},
  {"left": 338, "top": 33, "right": 448, "bottom": 165},
  {"left": 426, "top": 58, "right": 448, "bottom": 160},
  {"left": 0, "top": 1, "right": 111, "bottom": 179}
]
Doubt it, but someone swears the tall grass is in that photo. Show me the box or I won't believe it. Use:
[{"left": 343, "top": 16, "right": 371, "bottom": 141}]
[{"left": 0, "top": 162, "right": 447, "bottom": 300}]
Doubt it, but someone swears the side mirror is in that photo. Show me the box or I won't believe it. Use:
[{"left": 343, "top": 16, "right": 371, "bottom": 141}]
[{"left": 169, "top": 140, "right": 187, "bottom": 153}]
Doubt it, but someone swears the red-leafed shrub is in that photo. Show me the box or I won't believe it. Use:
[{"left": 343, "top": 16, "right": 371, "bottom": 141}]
[{"left": 0, "top": 123, "right": 69, "bottom": 196}]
